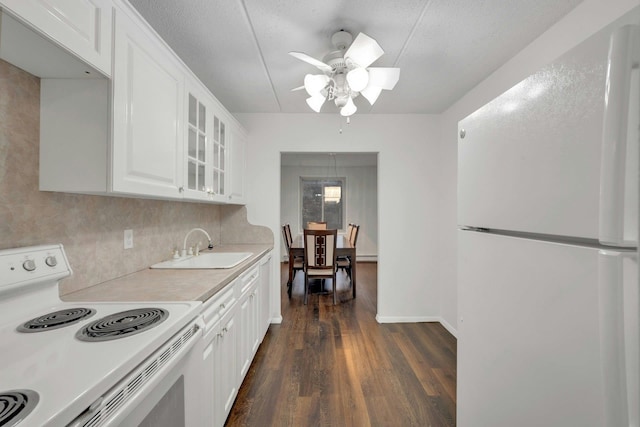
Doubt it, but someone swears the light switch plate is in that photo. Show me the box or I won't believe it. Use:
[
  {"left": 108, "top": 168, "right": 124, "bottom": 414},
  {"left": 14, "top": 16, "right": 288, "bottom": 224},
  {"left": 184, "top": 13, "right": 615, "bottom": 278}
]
[{"left": 124, "top": 229, "right": 133, "bottom": 249}]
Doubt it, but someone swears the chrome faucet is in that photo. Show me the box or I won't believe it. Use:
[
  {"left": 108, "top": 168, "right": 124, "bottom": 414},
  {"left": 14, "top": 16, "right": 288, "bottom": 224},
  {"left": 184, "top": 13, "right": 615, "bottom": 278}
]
[{"left": 182, "top": 228, "right": 213, "bottom": 257}]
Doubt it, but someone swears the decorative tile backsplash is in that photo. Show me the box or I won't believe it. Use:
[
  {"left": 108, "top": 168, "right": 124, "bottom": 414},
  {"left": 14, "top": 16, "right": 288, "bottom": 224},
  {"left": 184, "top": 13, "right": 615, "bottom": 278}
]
[{"left": 0, "top": 59, "right": 271, "bottom": 295}]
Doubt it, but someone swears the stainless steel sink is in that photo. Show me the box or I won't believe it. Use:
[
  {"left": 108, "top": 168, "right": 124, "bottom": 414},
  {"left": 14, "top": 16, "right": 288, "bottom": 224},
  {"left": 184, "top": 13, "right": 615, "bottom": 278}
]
[{"left": 150, "top": 252, "right": 253, "bottom": 269}]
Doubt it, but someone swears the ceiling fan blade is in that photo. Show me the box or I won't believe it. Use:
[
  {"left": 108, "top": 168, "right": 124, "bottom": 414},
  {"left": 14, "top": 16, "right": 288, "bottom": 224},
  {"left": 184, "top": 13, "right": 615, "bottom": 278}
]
[
  {"left": 289, "top": 52, "right": 333, "bottom": 73},
  {"left": 344, "top": 32, "right": 384, "bottom": 68},
  {"left": 367, "top": 67, "right": 400, "bottom": 90},
  {"left": 291, "top": 86, "right": 305, "bottom": 91}
]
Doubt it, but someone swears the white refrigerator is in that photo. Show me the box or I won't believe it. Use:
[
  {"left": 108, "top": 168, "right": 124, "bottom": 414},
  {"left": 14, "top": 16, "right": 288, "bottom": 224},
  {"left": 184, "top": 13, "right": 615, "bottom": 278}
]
[{"left": 457, "top": 7, "right": 639, "bottom": 427}]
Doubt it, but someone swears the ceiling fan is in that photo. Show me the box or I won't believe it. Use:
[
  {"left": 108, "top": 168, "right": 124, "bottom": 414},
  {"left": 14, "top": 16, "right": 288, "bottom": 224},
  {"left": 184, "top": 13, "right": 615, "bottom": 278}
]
[{"left": 289, "top": 30, "right": 400, "bottom": 117}]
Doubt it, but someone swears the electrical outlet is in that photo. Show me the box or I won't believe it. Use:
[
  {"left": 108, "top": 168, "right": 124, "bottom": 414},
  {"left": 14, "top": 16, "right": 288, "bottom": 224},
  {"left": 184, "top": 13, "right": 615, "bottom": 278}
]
[{"left": 124, "top": 229, "right": 134, "bottom": 249}]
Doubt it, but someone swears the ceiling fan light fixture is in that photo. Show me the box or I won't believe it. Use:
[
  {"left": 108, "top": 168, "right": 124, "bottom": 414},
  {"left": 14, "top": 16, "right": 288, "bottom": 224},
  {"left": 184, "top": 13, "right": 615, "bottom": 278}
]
[
  {"left": 290, "top": 30, "right": 399, "bottom": 117},
  {"left": 360, "top": 86, "right": 382, "bottom": 105},
  {"left": 340, "top": 97, "right": 357, "bottom": 116},
  {"left": 306, "top": 93, "right": 326, "bottom": 112},
  {"left": 304, "top": 74, "right": 330, "bottom": 96},
  {"left": 346, "top": 67, "right": 369, "bottom": 92}
]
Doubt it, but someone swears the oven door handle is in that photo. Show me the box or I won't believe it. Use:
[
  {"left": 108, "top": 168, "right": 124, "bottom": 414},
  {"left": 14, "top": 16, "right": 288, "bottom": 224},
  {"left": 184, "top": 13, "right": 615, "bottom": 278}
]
[{"left": 67, "top": 319, "right": 202, "bottom": 427}]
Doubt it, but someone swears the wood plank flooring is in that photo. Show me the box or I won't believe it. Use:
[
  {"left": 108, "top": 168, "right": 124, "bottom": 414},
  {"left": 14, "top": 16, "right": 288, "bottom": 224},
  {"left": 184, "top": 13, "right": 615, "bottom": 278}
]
[{"left": 225, "top": 262, "right": 457, "bottom": 426}]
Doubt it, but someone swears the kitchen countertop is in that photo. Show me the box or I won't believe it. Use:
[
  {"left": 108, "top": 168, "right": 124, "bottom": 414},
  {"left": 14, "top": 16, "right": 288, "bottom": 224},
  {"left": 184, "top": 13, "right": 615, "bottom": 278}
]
[{"left": 62, "top": 244, "right": 273, "bottom": 303}]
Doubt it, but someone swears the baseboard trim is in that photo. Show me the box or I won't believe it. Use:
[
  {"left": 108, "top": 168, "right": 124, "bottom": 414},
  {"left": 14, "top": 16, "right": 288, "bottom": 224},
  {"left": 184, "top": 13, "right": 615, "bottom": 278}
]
[
  {"left": 375, "top": 315, "right": 458, "bottom": 338},
  {"left": 270, "top": 315, "right": 283, "bottom": 324},
  {"left": 438, "top": 318, "right": 458, "bottom": 338}
]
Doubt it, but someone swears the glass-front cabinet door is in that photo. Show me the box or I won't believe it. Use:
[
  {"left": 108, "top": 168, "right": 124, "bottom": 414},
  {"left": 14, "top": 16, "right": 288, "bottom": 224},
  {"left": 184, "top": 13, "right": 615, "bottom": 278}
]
[
  {"left": 183, "top": 82, "right": 213, "bottom": 200},
  {"left": 211, "top": 112, "right": 228, "bottom": 201}
]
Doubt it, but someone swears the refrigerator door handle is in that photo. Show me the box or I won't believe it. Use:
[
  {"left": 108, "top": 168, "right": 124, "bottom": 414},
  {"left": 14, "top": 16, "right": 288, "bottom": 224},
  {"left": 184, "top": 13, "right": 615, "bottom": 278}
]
[
  {"left": 598, "top": 249, "right": 638, "bottom": 427},
  {"left": 599, "top": 24, "right": 640, "bottom": 248}
]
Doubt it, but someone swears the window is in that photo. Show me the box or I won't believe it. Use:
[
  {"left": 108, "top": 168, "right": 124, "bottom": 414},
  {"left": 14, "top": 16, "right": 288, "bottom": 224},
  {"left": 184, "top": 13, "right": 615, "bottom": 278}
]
[{"left": 301, "top": 178, "right": 345, "bottom": 230}]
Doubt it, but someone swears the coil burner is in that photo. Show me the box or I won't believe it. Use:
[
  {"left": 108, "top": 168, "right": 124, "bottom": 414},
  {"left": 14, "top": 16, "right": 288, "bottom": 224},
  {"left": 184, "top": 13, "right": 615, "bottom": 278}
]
[
  {"left": 0, "top": 390, "right": 39, "bottom": 427},
  {"left": 76, "top": 308, "right": 168, "bottom": 342},
  {"left": 17, "top": 308, "right": 96, "bottom": 333}
]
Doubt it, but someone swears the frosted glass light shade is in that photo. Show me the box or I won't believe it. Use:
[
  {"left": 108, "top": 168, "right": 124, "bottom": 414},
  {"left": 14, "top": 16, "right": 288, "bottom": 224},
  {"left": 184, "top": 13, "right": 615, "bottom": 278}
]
[
  {"left": 361, "top": 86, "right": 382, "bottom": 105},
  {"left": 340, "top": 97, "right": 357, "bottom": 116},
  {"left": 304, "top": 74, "right": 330, "bottom": 96},
  {"left": 306, "top": 93, "right": 326, "bottom": 112},
  {"left": 346, "top": 67, "right": 369, "bottom": 92}
]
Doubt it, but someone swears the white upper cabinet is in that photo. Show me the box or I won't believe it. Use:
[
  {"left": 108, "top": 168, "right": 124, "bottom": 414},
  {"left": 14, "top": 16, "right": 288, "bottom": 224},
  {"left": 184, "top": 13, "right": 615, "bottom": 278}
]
[
  {"left": 229, "top": 122, "right": 246, "bottom": 204},
  {"left": 210, "top": 109, "right": 230, "bottom": 202},
  {"left": 0, "top": 0, "right": 112, "bottom": 76},
  {"left": 111, "top": 4, "right": 184, "bottom": 199},
  {"left": 36, "top": 0, "right": 247, "bottom": 204},
  {"left": 184, "top": 78, "right": 214, "bottom": 201}
]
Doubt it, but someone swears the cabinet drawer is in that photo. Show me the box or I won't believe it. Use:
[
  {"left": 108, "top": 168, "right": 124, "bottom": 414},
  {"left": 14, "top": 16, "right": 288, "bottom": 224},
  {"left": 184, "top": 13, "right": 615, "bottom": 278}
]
[
  {"left": 238, "top": 265, "right": 259, "bottom": 296},
  {"left": 202, "top": 284, "right": 236, "bottom": 331}
]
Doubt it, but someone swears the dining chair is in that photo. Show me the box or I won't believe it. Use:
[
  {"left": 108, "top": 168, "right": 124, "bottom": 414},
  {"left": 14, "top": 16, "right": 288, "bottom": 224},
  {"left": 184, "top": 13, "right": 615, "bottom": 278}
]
[
  {"left": 306, "top": 221, "right": 327, "bottom": 230},
  {"left": 338, "top": 224, "right": 359, "bottom": 279},
  {"left": 337, "top": 223, "right": 354, "bottom": 270},
  {"left": 303, "top": 228, "right": 338, "bottom": 305},
  {"left": 345, "top": 223, "right": 354, "bottom": 240},
  {"left": 282, "top": 224, "right": 303, "bottom": 298}
]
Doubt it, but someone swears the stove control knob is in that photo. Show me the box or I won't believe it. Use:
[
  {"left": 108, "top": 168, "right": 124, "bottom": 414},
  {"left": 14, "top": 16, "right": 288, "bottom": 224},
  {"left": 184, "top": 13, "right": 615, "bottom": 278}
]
[
  {"left": 45, "top": 255, "right": 58, "bottom": 267},
  {"left": 23, "top": 259, "right": 36, "bottom": 272}
]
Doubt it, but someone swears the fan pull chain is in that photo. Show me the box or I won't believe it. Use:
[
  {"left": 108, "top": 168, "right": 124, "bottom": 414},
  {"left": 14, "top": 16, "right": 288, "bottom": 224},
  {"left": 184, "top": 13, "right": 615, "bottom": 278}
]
[{"left": 338, "top": 115, "right": 351, "bottom": 134}]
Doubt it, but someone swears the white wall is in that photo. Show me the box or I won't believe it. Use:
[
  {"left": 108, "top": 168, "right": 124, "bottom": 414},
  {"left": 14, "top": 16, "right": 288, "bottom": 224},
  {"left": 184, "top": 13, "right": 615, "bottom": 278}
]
[
  {"left": 238, "top": 113, "right": 441, "bottom": 323},
  {"left": 280, "top": 164, "right": 378, "bottom": 260},
  {"left": 438, "top": 0, "right": 640, "bottom": 335}
]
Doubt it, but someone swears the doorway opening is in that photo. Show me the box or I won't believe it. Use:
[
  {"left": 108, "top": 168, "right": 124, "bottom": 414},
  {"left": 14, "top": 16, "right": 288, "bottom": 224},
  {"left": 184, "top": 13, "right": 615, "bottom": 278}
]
[{"left": 280, "top": 152, "right": 378, "bottom": 306}]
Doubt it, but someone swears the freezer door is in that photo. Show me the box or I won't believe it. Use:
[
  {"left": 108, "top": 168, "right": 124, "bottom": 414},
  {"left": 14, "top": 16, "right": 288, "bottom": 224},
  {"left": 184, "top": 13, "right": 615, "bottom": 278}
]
[
  {"left": 457, "top": 8, "right": 639, "bottom": 242},
  {"left": 458, "top": 231, "right": 637, "bottom": 427}
]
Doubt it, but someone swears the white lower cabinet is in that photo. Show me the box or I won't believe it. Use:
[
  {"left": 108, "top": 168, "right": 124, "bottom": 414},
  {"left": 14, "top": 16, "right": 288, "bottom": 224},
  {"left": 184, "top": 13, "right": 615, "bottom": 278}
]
[
  {"left": 199, "top": 284, "right": 237, "bottom": 427},
  {"left": 216, "top": 306, "right": 238, "bottom": 425},
  {"left": 197, "top": 253, "right": 272, "bottom": 426},
  {"left": 238, "top": 266, "right": 260, "bottom": 381},
  {"left": 258, "top": 253, "right": 272, "bottom": 339}
]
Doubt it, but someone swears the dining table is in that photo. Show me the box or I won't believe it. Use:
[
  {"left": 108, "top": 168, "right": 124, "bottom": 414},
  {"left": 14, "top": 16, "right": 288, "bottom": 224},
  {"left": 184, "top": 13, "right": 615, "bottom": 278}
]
[{"left": 289, "top": 233, "right": 357, "bottom": 298}]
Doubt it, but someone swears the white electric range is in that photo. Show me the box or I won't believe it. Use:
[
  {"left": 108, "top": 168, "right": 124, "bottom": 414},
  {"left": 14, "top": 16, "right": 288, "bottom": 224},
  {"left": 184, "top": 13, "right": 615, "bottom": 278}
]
[{"left": 0, "top": 244, "right": 203, "bottom": 427}]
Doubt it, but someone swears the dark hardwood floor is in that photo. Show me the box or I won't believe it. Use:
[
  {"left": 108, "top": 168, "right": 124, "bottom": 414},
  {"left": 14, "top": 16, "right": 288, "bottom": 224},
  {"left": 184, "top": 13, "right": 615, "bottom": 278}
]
[{"left": 225, "top": 262, "right": 457, "bottom": 426}]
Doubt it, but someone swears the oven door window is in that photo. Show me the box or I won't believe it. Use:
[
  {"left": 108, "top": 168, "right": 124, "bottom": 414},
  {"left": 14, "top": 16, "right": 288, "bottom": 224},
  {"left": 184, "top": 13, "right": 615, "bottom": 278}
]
[{"left": 139, "top": 376, "right": 185, "bottom": 427}]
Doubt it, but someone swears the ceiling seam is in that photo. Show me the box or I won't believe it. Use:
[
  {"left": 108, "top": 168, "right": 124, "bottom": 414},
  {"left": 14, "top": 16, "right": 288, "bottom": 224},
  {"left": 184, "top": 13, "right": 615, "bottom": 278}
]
[
  {"left": 366, "top": 0, "right": 434, "bottom": 114},
  {"left": 392, "top": 0, "right": 434, "bottom": 67},
  {"left": 238, "top": 0, "right": 283, "bottom": 112}
]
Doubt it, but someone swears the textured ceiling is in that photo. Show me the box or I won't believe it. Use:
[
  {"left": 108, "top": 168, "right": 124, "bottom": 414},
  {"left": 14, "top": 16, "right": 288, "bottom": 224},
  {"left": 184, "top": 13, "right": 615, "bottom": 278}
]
[{"left": 127, "top": 0, "right": 583, "bottom": 114}]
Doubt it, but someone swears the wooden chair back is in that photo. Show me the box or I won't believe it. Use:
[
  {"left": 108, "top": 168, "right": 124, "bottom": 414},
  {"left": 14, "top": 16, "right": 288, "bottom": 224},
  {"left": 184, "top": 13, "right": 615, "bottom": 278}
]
[
  {"left": 306, "top": 221, "right": 327, "bottom": 230},
  {"left": 350, "top": 225, "right": 360, "bottom": 247},
  {"left": 345, "top": 224, "right": 354, "bottom": 241},
  {"left": 303, "top": 228, "right": 338, "bottom": 304},
  {"left": 304, "top": 229, "right": 337, "bottom": 269},
  {"left": 283, "top": 224, "right": 303, "bottom": 298},
  {"left": 284, "top": 224, "right": 294, "bottom": 249}
]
